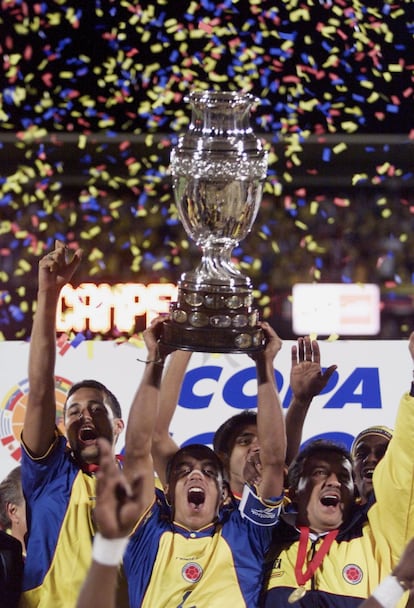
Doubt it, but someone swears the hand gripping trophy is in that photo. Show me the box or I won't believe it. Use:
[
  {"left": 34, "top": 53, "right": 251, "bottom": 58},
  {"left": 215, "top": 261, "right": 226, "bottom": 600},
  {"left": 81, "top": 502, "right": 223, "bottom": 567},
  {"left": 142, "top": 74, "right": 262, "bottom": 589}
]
[{"left": 162, "top": 90, "right": 269, "bottom": 353}]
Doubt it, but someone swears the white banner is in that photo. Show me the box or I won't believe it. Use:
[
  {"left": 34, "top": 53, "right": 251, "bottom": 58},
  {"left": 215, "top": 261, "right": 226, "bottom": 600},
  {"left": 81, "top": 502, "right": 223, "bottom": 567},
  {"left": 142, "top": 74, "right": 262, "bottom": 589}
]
[{"left": 0, "top": 339, "right": 411, "bottom": 481}]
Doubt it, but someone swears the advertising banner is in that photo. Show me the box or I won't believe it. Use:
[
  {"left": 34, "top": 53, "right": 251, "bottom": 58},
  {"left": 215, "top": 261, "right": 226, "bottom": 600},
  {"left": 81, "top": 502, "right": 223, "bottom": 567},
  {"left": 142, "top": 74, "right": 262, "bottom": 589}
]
[{"left": 0, "top": 339, "right": 410, "bottom": 481}]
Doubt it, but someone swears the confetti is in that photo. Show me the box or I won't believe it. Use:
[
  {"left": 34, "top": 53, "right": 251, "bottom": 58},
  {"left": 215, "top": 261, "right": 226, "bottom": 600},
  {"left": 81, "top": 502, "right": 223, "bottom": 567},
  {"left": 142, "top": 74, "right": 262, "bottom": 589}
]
[{"left": 0, "top": 0, "right": 412, "bottom": 340}]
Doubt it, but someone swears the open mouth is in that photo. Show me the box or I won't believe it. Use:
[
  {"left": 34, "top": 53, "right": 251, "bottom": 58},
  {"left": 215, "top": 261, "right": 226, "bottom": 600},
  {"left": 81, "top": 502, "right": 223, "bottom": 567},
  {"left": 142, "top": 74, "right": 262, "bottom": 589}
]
[
  {"left": 362, "top": 468, "right": 374, "bottom": 480},
  {"left": 320, "top": 494, "right": 340, "bottom": 507},
  {"left": 79, "top": 426, "right": 98, "bottom": 444},
  {"left": 188, "top": 487, "right": 205, "bottom": 509}
]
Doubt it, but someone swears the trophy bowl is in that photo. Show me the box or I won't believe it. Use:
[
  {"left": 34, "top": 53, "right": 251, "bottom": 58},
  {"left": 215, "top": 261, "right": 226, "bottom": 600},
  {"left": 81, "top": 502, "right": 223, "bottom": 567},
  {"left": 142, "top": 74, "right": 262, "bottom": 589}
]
[{"left": 162, "top": 90, "right": 268, "bottom": 353}]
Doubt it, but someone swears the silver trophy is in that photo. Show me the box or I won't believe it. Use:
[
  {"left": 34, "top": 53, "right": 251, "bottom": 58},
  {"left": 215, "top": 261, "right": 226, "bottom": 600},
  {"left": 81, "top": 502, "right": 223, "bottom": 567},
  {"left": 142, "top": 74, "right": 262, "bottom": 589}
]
[{"left": 162, "top": 90, "right": 268, "bottom": 353}]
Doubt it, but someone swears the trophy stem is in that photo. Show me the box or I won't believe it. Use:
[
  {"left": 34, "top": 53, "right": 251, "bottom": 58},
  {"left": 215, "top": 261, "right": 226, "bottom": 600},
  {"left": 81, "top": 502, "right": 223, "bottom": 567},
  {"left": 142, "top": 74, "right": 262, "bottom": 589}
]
[{"left": 184, "top": 240, "right": 250, "bottom": 287}]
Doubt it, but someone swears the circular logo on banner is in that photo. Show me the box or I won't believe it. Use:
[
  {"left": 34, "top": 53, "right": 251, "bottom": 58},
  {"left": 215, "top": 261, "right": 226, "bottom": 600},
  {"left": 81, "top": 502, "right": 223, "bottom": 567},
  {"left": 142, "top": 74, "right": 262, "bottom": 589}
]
[
  {"left": 0, "top": 376, "right": 72, "bottom": 462},
  {"left": 343, "top": 564, "right": 363, "bottom": 585},
  {"left": 182, "top": 562, "right": 203, "bottom": 583}
]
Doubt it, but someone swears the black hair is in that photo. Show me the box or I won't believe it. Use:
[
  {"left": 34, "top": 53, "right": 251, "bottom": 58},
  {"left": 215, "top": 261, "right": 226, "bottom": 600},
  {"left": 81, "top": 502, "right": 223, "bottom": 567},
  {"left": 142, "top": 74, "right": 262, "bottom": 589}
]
[
  {"left": 213, "top": 410, "right": 257, "bottom": 458},
  {"left": 65, "top": 379, "right": 122, "bottom": 419},
  {"left": 287, "top": 439, "right": 353, "bottom": 491},
  {"left": 166, "top": 444, "right": 224, "bottom": 484}
]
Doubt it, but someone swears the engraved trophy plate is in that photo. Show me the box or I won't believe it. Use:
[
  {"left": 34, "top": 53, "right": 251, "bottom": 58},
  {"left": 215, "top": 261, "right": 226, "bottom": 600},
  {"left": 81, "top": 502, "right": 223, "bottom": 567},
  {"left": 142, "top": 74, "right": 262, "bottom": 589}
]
[{"left": 162, "top": 91, "right": 268, "bottom": 353}]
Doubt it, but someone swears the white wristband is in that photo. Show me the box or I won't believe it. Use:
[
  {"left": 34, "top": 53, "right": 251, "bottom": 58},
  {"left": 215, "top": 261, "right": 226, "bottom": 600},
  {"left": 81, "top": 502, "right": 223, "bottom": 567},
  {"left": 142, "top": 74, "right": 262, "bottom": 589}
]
[
  {"left": 92, "top": 532, "right": 129, "bottom": 566},
  {"left": 371, "top": 575, "right": 405, "bottom": 608}
]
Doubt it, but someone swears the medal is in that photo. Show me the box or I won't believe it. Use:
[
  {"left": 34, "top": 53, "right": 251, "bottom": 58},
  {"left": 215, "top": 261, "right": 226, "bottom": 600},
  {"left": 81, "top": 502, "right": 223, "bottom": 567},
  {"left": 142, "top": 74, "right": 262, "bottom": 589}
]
[
  {"left": 288, "top": 586, "right": 307, "bottom": 604},
  {"left": 290, "top": 527, "right": 338, "bottom": 602}
]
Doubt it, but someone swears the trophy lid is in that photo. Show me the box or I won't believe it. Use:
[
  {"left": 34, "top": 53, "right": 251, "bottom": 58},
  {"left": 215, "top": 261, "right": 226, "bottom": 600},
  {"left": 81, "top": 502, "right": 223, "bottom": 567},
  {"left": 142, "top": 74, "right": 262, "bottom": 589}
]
[{"left": 184, "top": 90, "right": 260, "bottom": 109}]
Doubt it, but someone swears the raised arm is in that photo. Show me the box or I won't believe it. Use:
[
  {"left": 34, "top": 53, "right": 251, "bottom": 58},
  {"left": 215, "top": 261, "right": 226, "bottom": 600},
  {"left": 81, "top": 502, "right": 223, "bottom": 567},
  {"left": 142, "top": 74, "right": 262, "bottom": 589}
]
[
  {"left": 252, "top": 322, "right": 286, "bottom": 501},
  {"left": 76, "top": 438, "right": 141, "bottom": 608},
  {"left": 151, "top": 349, "right": 192, "bottom": 487},
  {"left": 23, "top": 240, "right": 82, "bottom": 457},
  {"left": 122, "top": 317, "right": 174, "bottom": 513},
  {"left": 285, "top": 337, "right": 337, "bottom": 465},
  {"left": 369, "top": 332, "right": 414, "bottom": 567}
]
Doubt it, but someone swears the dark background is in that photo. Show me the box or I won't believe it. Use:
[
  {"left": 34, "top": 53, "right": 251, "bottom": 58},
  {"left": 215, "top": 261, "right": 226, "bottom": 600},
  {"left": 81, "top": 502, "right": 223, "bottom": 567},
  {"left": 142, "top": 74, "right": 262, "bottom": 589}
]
[{"left": 1, "top": 0, "right": 413, "bottom": 340}]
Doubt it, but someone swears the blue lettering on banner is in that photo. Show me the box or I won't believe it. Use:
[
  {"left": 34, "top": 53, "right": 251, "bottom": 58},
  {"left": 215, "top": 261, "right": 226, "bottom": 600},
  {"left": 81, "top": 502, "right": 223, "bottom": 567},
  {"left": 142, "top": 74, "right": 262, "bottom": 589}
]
[
  {"left": 182, "top": 432, "right": 214, "bottom": 448},
  {"left": 182, "top": 432, "right": 355, "bottom": 452},
  {"left": 223, "top": 368, "right": 284, "bottom": 409},
  {"left": 179, "top": 366, "right": 223, "bottom": 409},
  {"left": 323, "top": 368, "right": 382, "bottom": 409},
  {"left": 223, "top": 367, "right": 256, "bottom": 409},
  {"left": 180, "top": 366, "right": 285, "bottom": 410},
  {"left": 300, "top": 432, "right": 355, "bottom": 452},
  {"left": 122, "top": 431, "right": 356, "bottom": 455},
  {"left": 179, "top": 366, "right": 382, "bottom": 411}
]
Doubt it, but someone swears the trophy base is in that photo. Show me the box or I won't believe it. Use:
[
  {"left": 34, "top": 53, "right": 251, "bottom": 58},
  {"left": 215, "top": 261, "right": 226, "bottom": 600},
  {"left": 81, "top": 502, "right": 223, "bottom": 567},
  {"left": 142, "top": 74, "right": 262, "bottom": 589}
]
[
  {"left": 161, "top": 282, "right": 265, "bottom": 354},
  {"left": 161, "top": 320, "right": 264, "bottom": 353}
]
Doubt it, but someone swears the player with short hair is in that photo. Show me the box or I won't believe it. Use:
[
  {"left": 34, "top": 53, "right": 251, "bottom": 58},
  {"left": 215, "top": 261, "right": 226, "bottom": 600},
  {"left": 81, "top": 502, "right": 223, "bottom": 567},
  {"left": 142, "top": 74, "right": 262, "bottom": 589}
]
[{"left": 19, "top": 241, "right": 125, "bottom": 608}]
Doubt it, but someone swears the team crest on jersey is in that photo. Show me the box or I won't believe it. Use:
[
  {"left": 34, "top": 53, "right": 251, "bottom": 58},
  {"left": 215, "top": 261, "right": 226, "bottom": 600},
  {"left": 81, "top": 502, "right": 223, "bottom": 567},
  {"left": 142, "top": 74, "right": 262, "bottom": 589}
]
[
  {"left": 182, "top": 562, "right": 203, "bottom": 583},
  {"left": 343, "top": 564, "right": 363, "bottom": 585}
]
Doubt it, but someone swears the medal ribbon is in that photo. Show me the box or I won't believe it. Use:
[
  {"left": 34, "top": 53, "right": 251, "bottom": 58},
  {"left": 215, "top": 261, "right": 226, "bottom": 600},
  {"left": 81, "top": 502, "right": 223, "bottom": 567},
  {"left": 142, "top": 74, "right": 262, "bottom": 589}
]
[
  {"left": 81, "top": 454, "right": 123, "bottom": 475},
  {"left": 294, "top": 526, "right": 338, "bottom": 586}
]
